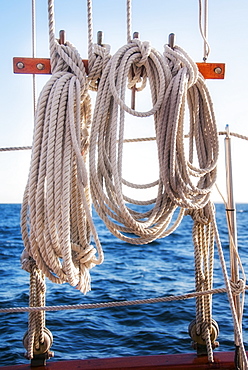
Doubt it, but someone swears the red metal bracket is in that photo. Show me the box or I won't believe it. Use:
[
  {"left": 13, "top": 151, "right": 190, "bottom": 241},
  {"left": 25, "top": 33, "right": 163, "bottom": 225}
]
[
  {"left": 13, "top": 57, "right": 224, "bottom": 80},
  {"left": 196, "top": 62, "right": 225, "bottom": 79}
]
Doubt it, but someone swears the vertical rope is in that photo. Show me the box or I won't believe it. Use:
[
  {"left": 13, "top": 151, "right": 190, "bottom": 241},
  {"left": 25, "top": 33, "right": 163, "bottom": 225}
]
[
  {"left": 48, "top": 0, "right": 57, "bottom": 71},
  {"left": 210, "top": 203, "right": 248, "bottom": 368},
  {"left": 87, "top": 0, "right": 94, "bottom": 72},
  {"left": 126, "top": 0, "right": 132, "bottom": 43}
]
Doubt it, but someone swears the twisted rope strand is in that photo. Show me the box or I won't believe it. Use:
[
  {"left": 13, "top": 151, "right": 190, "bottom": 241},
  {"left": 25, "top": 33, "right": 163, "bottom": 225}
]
[
  {"left": 0, "top": 285, "right": 247, "bottom": 314},
  {"left": 21, "top": 0, "right": 104, "bottom": 295}
]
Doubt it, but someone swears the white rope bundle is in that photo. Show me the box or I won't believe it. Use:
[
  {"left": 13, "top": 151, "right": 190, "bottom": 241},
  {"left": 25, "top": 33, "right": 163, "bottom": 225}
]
[
  {"left": 160, "top": 45, "right": 218, "bottom": 209},
  {"left": 89, "top": 38, "right": 218, "bottom": 244},
  {"left": 21, "top": 0, "right": 103, "bottom": 294}
]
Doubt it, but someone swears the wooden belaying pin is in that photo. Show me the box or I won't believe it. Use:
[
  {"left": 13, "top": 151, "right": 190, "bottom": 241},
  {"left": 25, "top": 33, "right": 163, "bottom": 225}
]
[
  {"left": 59, "top": 30, "right": 66, "bottom": 45},
  {"left": 97, "top": 31, "right": 104, "bottom": 46},
  {"left": 131, "top": 32, "right": 139, "bottom": 110},
  {"left": 168, "top": 33, "right": 175, "bottom": 49}
]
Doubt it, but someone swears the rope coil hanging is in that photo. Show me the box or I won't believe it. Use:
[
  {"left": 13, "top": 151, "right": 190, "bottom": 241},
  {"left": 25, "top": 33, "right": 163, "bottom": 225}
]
[
  {"left": 21, "top": 0, "right": 104, "bottom": 295},
  {"left": 18, "top": 0, "right": 247, "bottom": 367},
  {"left": 89, "top": 35, "right": 219, "bottom": 245}
]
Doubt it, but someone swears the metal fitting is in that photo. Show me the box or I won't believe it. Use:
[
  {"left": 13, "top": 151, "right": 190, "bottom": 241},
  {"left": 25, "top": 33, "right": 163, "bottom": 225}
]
[
  {"left": 16, "top": 62, "right": 25, "bottom": 69},
  {"left": 23, "top": 327, "right": 54, "bottom": 366},
  {"left": 36, "top": 63, "right": 45, "bottom": 71},
  {"left": 188, "top": 318, "right": 219, "bottom": 354}
]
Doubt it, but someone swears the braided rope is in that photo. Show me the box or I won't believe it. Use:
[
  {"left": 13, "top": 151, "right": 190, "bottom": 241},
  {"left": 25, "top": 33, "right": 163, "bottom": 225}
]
[
  {"left": 0, "top": 284, "right": 247, "bottom": 314},
  {"left": 27, "top": 263, "right": 46, "bottom": 359},
  {"left": 21, "top": 0, "right": 103, "bottom": 295},
  {"left": 191, "top": 205, "right": 215, "bottom": 362},
  {"left": 0, "top": 146, "right": 32, "bottom": 152},
  {"left": 210, "top": 203, "right": 248, "bottom": 368},
  {"left": 89, "top": 40, "right": 218, "bottom": 245},
  {"left": 127, "top": 0, "right": 132, "bottom": 43},
  {"left": 0, "top": 130, "right": 247, "bottom": 154}
]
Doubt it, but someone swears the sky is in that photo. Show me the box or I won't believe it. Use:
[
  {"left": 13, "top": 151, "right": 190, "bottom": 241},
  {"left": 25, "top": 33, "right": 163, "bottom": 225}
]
[{"left": 0, "top": 0, "right": 248, "bottom": 204}]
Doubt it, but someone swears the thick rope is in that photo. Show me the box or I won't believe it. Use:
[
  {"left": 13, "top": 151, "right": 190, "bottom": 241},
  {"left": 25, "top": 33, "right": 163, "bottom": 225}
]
[
  {"left": 87, "top": 0, "right": 111, "bottom": 91},
  {"left": 28, "top": 263, "right": 46, "bottom": 360},
  {"left": 190, "top": 204, "right": 215, "bottom": 362},
  {"left": 21, "top": 0, "right": 103, "bottom": 295},
  {"left": 89, "top": 40, "right": 218, "bottom": 245}
]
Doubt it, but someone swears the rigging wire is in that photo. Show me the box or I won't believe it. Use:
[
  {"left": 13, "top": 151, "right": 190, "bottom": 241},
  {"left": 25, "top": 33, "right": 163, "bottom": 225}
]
[{"left": 198, "top": 0, "right": 210, "bottom": 61}]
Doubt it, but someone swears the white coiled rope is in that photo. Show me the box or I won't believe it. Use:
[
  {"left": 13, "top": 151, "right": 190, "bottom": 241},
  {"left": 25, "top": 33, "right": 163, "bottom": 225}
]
[
  {"left": 21, "top": 0, "right": 104, "bottom": 294},
  {"left": 89, "top": 38, "right": 218, "bottom": 245}
]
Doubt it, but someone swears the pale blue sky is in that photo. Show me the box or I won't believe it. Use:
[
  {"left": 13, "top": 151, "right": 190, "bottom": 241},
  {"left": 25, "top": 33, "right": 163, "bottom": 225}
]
[{"left": 0, "top": 0, "right": 248, "bottom": 203}]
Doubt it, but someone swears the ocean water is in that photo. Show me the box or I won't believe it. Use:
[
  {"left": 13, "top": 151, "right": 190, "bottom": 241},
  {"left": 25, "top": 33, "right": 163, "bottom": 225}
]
[{"left": 0, "top": 203, "right": 248, "bottom": 366}]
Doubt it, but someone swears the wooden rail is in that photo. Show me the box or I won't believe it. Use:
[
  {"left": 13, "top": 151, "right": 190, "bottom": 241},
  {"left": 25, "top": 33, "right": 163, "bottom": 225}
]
[{"left": 13, "top": 57, "right": 225, "bottom": 79}]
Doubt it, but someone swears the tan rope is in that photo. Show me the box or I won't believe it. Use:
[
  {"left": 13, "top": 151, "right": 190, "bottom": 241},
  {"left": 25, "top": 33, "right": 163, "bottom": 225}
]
[
  {"left": 89, "top": 41, "right": 218, "bottom": 246},
  {"left": 0, "top": 284, "right": 247, "bottom": 314},
  {"left": 190, "top": 204, "right": 215, "bottom": 362},
  {"left": 21, "top": 0, "right": 103, "bottom": 295},
  {"left": 0, "top": 130, "right": 247, "bottom": 154},
  {"left": 0, "top": 146, "right": 32, "bottom": 152},
  {"left": 210, "top": 203, "right": 248, "bottom": 368}
]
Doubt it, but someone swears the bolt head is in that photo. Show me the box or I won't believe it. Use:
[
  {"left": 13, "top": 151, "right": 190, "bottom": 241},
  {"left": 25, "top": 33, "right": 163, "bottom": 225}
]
[
  {"left": 36, "top": 63, "right": 45, "bottom": 70},
  {"left": 214, "top": 67, "right": 222, "bottom": 74},
  {"left": 16, "top": 62, "right": 25, "bottom": 69}
]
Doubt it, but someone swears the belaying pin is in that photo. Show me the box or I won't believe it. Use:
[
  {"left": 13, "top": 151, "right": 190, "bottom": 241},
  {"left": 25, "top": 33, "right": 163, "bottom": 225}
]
[
  {"left": 131, "top": 32, "right": 139, "bottom": 110},
  {"left": 168, "top": 33, "right": 175, "bottom": 49}
]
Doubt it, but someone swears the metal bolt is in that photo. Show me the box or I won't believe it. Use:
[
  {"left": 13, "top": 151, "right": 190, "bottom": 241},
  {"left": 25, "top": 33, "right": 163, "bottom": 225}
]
[
  {"left": 16, "top": 62, "right": 25, "bottom": 69},
  {"left": 214, "top": 67, "right": 222, "bottom": 74},
  {"left": 36, "top": 63, "right": 45, "bottom": 71}
]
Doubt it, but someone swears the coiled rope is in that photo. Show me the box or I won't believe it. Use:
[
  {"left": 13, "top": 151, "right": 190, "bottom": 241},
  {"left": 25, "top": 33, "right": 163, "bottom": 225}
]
[
  {"left": 21, "top": 0, "right": 104, "bottom": 296},
  {"left": 89, "top": 39, "right": 218, "bottom": 245}
]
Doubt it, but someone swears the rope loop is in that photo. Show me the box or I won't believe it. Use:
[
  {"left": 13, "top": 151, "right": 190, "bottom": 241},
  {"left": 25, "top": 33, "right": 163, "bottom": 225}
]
[
  {"left": 21, "top": 0, "right": 104, "bottom": 294},
  {"left": 107, "top": 39, "right": 169, "bottom": 117},
  {"left": 230, "top": 279, "right": 246, "bottom": 296},
  {"left": 164, "top": 44, "right": 199, "bottom": 88},
  {"left": 21, "top": 249, "right": 36, "bottom": 273},
  {"left": 132, "top": 38, "right": 152, "bottom": 67},
  {"left": 186, "top": 202, "right": 213, "bottom": 225},
  {"left": 88, "top": 42, "right": 111, "bottom": 91}
]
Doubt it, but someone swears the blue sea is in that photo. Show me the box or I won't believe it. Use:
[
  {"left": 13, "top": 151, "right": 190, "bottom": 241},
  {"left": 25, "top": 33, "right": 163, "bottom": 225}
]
[{"left": 0, "top": 203, "right": 248, "bottom": 366}]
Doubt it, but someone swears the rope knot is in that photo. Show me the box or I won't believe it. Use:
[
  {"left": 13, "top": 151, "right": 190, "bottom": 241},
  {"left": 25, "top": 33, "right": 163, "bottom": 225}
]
[
  {"left": 20, "top": 249, "right": 36, "bottom": 273},
  {"left": 186, "top": 203, "right": 213, "bottom": 225},
  {"left": 88, "top": 43, "right": 111, "bottom": 91},
  {"left": 164, "top": 44, "right": 199, "bottom": 88},
  {"left": 71, "top": 243, "right": 99, "bottom": 294},
  {"left": 74, "top": 243, "right": 97, "bottom": 268},
  {"left": 132, "top": 39, "right": 151, "bottom": 67},
  {"left": 230, "top": 279, "right": 246, "bottom": 296},
  {"left": 127, "top": 64, "right": 147, "bottom": 91},
  {"left": 51, "top": 40, "right": 87, "bottom": 87}
]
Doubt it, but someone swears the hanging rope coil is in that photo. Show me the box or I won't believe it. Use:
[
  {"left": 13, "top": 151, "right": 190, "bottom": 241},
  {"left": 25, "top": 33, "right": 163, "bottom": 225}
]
[
  {"left": 21, "top": 0, "right": 104, "bottom": 295},
  {"left": 160, "top": 45, "right": 218, "bottom": 209},
  {"left": 89, "top": 37, "right": 218, "bottom": 245},
  {"left": 89, "top": 37, "right": 184, "bottom": 245}
]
